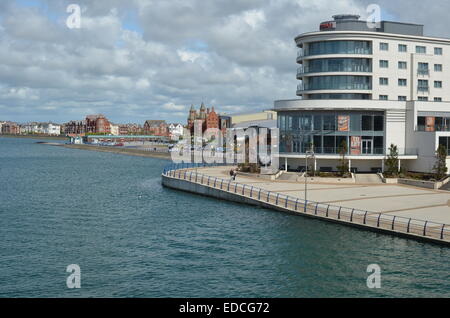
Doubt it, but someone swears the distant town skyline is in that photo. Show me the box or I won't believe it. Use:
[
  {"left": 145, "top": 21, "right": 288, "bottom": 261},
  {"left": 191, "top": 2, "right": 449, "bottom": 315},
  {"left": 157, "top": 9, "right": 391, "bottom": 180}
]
[{"left": 1, "top": 0, "right": 450, "bottom": 123}]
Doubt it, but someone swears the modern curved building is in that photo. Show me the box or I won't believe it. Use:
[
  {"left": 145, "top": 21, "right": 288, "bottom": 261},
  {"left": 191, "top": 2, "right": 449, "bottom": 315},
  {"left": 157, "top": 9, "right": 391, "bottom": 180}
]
[{"left": 275, "top": 14, "right": 450, "bottom": 173}]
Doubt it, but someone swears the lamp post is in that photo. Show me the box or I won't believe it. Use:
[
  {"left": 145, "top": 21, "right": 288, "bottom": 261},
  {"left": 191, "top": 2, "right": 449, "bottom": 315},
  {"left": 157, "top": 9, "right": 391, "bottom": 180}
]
[{"left": 305, "top": 149, "right": 315, "bottom": 202}]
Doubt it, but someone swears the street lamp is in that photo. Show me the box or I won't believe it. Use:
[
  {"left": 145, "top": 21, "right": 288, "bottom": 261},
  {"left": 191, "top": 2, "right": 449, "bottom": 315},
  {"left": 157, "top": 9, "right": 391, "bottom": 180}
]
[{"left": 304, "top": 149, "right": 315, "bottom": 202}]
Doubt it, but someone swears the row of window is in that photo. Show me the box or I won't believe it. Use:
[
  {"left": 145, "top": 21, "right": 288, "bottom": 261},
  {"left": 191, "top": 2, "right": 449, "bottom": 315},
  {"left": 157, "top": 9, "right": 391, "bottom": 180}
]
[
  {"left": 418, "top": 117, "right": 450, "bottom": 132},
  {"left": 381, "top": 96, "right": 442, "bottom": 102},
  {"left": 278, "top": 113, "right": 384, "bottom": 132},
  {"left": 380, "top": 42, "right": 443, "bottom": 55},
  {"left": 379, "top": 61, "right": 443, "bottom": 72},
  {"left": 378, "top": 78, "right": 442, "bottom": 88}
]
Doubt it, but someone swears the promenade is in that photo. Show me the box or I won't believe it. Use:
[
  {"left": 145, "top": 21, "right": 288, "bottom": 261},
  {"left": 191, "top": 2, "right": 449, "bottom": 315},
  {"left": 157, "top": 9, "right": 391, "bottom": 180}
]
[
  {"left": 200, "top": 166, "right": 450, "bottom": 225},
  {"left": 162, "top": 164, "right": 450, "bottom": 245}
]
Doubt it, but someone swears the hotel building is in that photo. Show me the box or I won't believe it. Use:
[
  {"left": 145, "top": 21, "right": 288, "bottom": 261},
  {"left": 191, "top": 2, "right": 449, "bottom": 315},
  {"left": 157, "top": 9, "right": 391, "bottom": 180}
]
[{"left": 275, "top": 14, "right": 450, "bottom": 173}]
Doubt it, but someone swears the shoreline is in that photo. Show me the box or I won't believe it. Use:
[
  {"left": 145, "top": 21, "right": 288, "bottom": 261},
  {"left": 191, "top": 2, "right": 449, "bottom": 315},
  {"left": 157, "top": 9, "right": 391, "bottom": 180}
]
[
  {"left": 48, "top": 143, "right": 172, "bottom": 160},
  {"left": 0, "top": 134, "right": 67, "bottom": 141}
]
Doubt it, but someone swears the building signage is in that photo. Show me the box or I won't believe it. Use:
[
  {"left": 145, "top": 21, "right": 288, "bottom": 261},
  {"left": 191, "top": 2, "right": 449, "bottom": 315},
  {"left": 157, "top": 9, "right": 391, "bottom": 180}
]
[
  {"left": 351, "top": 136, "right": 361, "bottom": 155},
  {"left": 320, "top": 21, "right": 336, "bottom": 31},
  {"left": 338, "top": 115, "right": 349, "bottom": 131},
  {"left": 425, "top": 117, "right": 435, "bottom": 132}
]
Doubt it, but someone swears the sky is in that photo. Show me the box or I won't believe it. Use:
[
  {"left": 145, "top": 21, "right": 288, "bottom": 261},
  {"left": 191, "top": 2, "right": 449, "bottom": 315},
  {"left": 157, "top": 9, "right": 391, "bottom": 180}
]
[{"left": 1, "top": 0, "right": 449, "bottom": 124}]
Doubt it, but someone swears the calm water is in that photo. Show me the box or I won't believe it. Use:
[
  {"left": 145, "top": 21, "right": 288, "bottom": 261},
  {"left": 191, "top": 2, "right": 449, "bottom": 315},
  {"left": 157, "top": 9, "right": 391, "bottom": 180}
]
[{"left": 0, "top": 137, "right": 448, "bottom": 298}]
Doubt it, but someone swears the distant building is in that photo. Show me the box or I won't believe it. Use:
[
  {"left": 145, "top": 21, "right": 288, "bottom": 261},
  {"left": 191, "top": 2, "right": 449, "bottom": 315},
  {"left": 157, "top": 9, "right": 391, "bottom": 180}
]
[
  {"left": 144, "top": 120, "right": 168, "bottom": 136},
  {"left": 168, "top": 123, "right": 184, "bottom": 140},
  {"left": 86, "top": 114, "right": 111, "bottom": 134},
  {"left": 110, "top": 124, "right": 119, "bottom": 136},
  {"left": 187, "top": 103, "right": 222, "bottom": 134},
  {"left": 230, "top": 110, "right": 277, "bottom": 125},
  {"left": 64, "top": 114, "right": 111, "bottom": 135},
  {"left": 1, "top": 122, "right": 20, "bottom": 135}
]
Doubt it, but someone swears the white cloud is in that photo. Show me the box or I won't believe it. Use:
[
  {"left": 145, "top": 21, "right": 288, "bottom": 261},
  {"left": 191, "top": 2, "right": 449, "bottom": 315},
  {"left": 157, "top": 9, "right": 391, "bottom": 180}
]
[{"left": 0, "top": 0, "right": 449, "bottom": 124}]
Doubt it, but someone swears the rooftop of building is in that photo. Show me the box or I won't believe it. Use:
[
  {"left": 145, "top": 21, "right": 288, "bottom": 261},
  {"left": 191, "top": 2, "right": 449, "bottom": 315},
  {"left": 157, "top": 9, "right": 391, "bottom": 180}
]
[{"left": 296, "top": 14, "right": 450, "bottom": 42}]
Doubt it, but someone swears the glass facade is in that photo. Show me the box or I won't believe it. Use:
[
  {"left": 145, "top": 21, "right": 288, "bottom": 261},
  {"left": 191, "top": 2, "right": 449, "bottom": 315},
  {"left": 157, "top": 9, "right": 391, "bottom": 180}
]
[
  {"left": 304, "top": 75, "right": 372, "bottom": 90},
  {"left": 303, "top": 58, "right": 372, "bottom": 73},
  {"left": 418, "top": 116, "right": 450, "bottom": 132},
  {"left": 308, "top": 93, "right": 371, "bottom": 100},
  {"left": 278, "top": 111, "right": 385, "bottom": 155},
  {"left": 306, "top": 41, "right": 372, "bottom": 56}
]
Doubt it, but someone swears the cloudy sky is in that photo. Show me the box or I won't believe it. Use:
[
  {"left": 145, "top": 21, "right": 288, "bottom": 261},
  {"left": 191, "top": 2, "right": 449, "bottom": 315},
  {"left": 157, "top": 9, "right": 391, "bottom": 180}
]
[{"left": 0, "top": 0, "right": 449, "bottom": 124}]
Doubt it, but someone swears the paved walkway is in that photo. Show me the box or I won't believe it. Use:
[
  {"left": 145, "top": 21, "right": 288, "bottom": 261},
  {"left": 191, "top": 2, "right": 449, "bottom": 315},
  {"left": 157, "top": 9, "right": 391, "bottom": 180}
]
[{"left": 196, "top": 166, "right": 450, "bottom": 225}]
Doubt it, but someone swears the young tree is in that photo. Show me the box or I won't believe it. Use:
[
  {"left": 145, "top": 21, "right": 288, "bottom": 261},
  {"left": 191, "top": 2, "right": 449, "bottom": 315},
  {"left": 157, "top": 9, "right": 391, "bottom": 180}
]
[
  {"left": 336, "top": 140, "right": 349, "bottom": 177},
  {"left": 433, "top": 144, "right": 448, "bottom": 180},
  {"left": 385, "top": 144, "right": 399, "bottom": 177}
]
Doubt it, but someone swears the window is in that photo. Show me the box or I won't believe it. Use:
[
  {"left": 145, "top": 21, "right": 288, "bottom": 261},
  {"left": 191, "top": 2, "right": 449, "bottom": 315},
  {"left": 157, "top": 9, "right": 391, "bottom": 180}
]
[
  {"left": 418, "top": 117, "right": 426, "bottom": 130},
  {"left": 435, "top": 64, "right": 443, "bottom": 72},
  {"left": 379, "top": 78, "right": 389, "bottom": 85},
  {"left": 434, "top": 97, "right": 443, "bottom": 102},
  {"left": 398, "top": 61, "right": 407, "bottom": 69},
  {"left": 418, "top": 62, "right": 429, "bottom": 75},
  {"left": 322, "top": 115, "right": 336, "bottom": 131},
  {"left": 398, "top": 96, "right": 407, "bottom": 101},
  {"left": 398, "top": 79, "right": 407, "bottom": 86},
  {"left": 398, "top": 44, "right": 407, "bottom": 52},
  {"left": 380, "top": 43, "right": 389, "bottom": 51},
  {"left": 350, "top": 114, "right": 361, "bottom": 131},
  {"left": 416, "top": 46, "right": 426, "bottom": 54},
  {"left": 379, "top": 60, "right": 389, "bottom": 68},
  {"left": 374, "top": 116, "right": 384, "bottom": 131},
  {"left": 362, "top": 115, "right": 373, "bottom": 131},
  {"left": 379, "top": 95, "right": 388, "bottom": 100},
  {"left": 435, "top": 47, "right": 443, "bottom": 55},
  {"left": 418, "top": 96, "right": 429, "bottom": 101},
  {"left": 418, "top": 79, "right": 429, "bottom": 91},
  {"left": 435, "top": 81, "right": 443, "bottom": 88}
]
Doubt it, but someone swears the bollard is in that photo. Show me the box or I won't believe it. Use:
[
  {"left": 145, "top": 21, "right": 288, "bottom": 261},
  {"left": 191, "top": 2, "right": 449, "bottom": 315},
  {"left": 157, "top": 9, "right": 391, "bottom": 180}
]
[
  {"left": 423, "top": 221, "right": 428, "bottom": 236},
  {"left": 392, "top": 216, "right": 396, "bottom": 230},
  {"left": 350, "top": 209, "right": 354, "bottom": 222},
  {"left": 363, "top": 211, "right": 367, "bottom": 224},
  {"left": 276, "top": 194, "right": 279, "bottom": 205},
  {"left": 441, "top": 224, "right": 446, "bottom": 240},
  {"left": 337, "top": 207, "right": 341, "bottom": 219},
  {"left": 258, "top": 189, "right": 261, "bottom": 200},
  {"left": 407, "top": 218, "right": 411, "bottom": 233},
  {"left": 377, "top": 214, "right": 381, "bottom": 227}
]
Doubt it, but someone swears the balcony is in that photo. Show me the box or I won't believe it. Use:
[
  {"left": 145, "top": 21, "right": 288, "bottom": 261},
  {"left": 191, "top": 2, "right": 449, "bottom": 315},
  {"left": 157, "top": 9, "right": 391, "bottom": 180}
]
[
  {"left": 297, "top": 65, "right": 372, "bottom": 76},
  {"left": 417, "top": 69, "right": 429, "bottom": 76},
  {"left": 297, "top": 83, "right": 372, "bottom": 92},
  {"left": 417, "top": 85, "right": 429, "bottom": 92}
]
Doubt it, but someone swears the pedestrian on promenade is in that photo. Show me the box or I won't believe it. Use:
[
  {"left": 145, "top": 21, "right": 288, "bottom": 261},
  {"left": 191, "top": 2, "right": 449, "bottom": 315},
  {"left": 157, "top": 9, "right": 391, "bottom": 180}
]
[
  {"left": 229, "top": 169, "right": 234, "bottom": 181},
  {"left": 233, "top": 169, "right": 237, "bottom": 181}
]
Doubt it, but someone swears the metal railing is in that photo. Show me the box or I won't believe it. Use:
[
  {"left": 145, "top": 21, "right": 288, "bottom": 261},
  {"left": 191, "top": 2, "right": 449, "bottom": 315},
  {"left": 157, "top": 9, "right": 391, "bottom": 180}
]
[{"left": 163, "top": 163, "right": 450, "bottom": 243}]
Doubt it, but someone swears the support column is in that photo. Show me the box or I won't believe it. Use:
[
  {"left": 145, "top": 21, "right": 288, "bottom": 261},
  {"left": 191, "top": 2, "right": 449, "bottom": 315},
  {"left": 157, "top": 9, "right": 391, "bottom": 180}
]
[
  {"left": 314, "top": 158, "right": 317, "bottom": 172},
  {"left": 348, "top": 159, "right": 352, "bottom": 172},
  {"left": 382, "top": 159, "right": 385, "bottom": 173},
  {"left": 398, "top": 159, "right": 401, "bottom": 173},
  {"left": 285, "top": 157, "right": 288, "bottom": 172}
]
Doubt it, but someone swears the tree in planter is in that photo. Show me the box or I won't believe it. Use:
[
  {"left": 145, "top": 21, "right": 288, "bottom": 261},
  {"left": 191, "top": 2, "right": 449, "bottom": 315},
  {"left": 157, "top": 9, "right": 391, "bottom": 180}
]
[
  {"left": 433, "top": 144, "right": 448, "bottom": 180},
  {"left": 385, "top": 144, "right": 399, "bottom": 177},
  {"left": 336, "top": 140, "right": 349, "bottom": 177}
]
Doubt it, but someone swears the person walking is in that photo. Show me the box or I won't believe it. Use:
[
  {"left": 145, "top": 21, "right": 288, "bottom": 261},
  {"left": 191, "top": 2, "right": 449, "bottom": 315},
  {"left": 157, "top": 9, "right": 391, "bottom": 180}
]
[
  {"left": 233, "top": 169, "right": 237, "bottom": 181},
  {"left": 229, "top": 169, "right": 234, "bottom": 181}
]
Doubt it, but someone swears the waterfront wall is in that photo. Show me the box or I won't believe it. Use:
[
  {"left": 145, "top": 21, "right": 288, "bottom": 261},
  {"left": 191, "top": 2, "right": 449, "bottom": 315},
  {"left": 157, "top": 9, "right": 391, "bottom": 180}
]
[{"left": 162, "top": 164, "right": 450, "bottom": 246}]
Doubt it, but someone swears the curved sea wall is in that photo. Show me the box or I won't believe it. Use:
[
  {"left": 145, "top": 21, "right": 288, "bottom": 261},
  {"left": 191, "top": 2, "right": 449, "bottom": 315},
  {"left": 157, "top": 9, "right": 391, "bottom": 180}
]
[{"left": 162, "top": 164, "right": 450, "bottom": 246}]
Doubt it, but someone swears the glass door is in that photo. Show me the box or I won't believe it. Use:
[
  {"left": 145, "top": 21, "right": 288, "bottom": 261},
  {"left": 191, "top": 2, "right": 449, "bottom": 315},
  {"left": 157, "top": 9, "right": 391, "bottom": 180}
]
[{"left": 362, "top": 139, "right": 373, "bottom": 154}]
